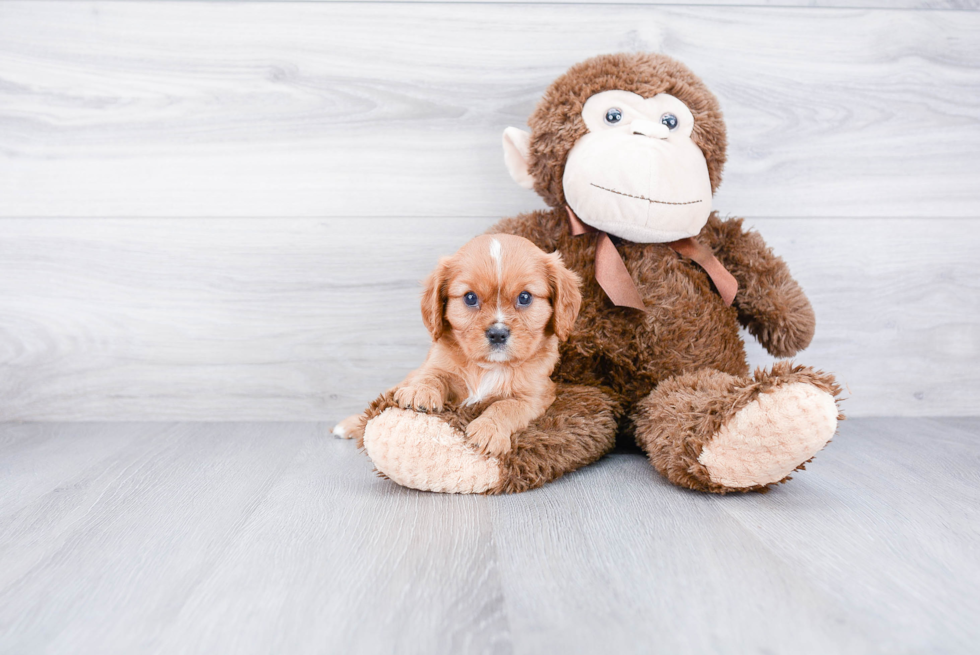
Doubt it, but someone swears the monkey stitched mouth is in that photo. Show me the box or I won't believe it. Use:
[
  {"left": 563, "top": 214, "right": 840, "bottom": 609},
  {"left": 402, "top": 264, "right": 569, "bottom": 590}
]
[{"left": 590, "top": 183, "right": 703, "bottom": 206}]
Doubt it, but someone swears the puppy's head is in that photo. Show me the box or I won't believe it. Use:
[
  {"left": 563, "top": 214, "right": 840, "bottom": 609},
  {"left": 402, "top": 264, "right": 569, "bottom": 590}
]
[{"left": 421, "top": 234, "right": 582, "bottom": 363}]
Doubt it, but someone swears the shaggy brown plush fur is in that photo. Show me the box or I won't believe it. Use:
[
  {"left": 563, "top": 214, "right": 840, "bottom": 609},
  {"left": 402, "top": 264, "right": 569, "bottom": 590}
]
[
  {"left": 486, "top": 204, "right": 836, "bottom": 492},
  {"left": 632, "top": 362, "right": 843, "bottom": 493},
  {"left": 700, "top": 217, "right": 816, "bottom": 357},
  {"left": 361, "top": 384, "right": 619, "bottom": 494},
  {"left": 486, "top": 54, "right": 837, "bottom": 493},
  {"left": 493, "top": 208, "right": 753, "bottom": 407},
  {"left": 361, "top": 52, "right": 841, "bottom": 495}
]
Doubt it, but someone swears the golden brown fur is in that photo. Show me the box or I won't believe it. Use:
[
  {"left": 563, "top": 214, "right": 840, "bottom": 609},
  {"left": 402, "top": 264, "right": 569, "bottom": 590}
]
[{"left": 343, "top": 234, "right": 581, "bottom": 457}]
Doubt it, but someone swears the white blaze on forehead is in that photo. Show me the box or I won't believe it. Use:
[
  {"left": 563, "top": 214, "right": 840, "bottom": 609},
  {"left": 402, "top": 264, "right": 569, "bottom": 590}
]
[
  {"left": 489, "top": 238, "right": 503, "bottom": 280},
  {"left": 490, "top": 237, "right": 504, "bottom": 316}
]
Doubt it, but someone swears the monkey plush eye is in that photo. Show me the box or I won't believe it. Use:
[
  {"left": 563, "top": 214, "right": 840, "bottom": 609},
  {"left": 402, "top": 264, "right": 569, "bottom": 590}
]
[
  {"left": 517, "top": 291, "right": 533, "bottom": 307},
  {"left": 463, "top": 292, "right": 479, "bottom": 307},
  {"left": 604, "top": 108, "right": 623, "bottom": 125},
  {"left": 661, "top": 113, "right": 678, "bottom": 130}
]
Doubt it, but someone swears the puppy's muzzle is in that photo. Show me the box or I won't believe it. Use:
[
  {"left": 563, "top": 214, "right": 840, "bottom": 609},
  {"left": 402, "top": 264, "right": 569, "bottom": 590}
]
[{"left": 486, "top": 325, "right": 510, "bottom": 347}]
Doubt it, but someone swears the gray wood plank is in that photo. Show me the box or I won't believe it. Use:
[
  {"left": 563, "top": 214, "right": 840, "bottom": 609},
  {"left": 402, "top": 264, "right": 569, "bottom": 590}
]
[
  {"left": 0, "top": 419, "right": 978, "bottom": 654},
  {"left": 111, "top": 1, "right": 980, "bottom": 9},
  {"left": 0, "top": 423, "right": 315, "bottom": 653},
  {"left": 0, "top": 422, "right": 509, "bottom": 655},
  {"left": 151, "top": 432, "right": 509, "bottom": 655},
  {"left": 924, "top": 416, "right": 980, "bottom": 437},
  {"left": 490, "top": 455, "right": 879, "bottom": 655},
  {"left": 1, "top": 217, "right": 977, "bottom": 420},
  {"left": 1, "top": 3, "right": 978, "bottom": 219},
  {"left": 0, "top": 422, "right": 155, "bottom": 520},
  {"left": 716, "top": 417, "right": 980, "bottom": 654}
]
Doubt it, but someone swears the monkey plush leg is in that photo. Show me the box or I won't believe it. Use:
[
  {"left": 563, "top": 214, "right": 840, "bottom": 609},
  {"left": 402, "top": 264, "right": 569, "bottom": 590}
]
[
  {"left": 632, "top": 362, "right": 842, "bottom": 493},
  {"left": 359, "top": 385, "right": 618, "bottom": 494}
]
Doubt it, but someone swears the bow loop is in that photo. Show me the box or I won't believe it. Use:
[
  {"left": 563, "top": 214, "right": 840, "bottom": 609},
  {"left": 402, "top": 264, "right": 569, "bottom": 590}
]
[{"left": 565, "top": 206, "right": 737, "bottom": 310}]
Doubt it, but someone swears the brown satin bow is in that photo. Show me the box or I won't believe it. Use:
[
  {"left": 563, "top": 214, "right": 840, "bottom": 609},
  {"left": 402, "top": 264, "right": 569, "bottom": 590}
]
[{"left": 566, "top": 206, "right": 738, "bottom": 311}]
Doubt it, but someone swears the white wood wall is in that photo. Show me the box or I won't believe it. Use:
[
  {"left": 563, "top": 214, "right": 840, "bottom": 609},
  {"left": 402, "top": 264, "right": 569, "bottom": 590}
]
[{"left": 1, "top": 1, "right": 978, "bottom": 421}]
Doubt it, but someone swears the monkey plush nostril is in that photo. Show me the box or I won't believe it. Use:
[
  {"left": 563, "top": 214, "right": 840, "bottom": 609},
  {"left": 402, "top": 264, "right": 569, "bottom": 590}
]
[
  {"left": 631, "top": 119, "right": 670, "bottom": 139},
  {"left": 486, "top": 325, "right": 510, "bottom": 346}
]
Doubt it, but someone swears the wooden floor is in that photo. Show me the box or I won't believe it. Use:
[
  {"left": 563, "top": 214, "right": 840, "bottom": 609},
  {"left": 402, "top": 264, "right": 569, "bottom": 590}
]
[{"left": 1, "top": 418, "right": 977, "bottom": 654}]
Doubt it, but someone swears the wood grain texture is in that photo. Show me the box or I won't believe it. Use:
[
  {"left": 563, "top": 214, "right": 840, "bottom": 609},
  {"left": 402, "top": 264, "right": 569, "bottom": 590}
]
[
  {"left": 1, "top": 3, "right": 978, "bottom": 219},
  {"left": 0, "top": 216, "right": 977, "bottom": 421},
  {"left": 0, "top": 219, "right": 980, "bottom": 420},
  {"left": 150, "top": 1, "right": 980, "bottom": 9},
  {"left": 0, "top": 418, "right": 978, "bottom": 654},
  {"left": 715, "top": 417, "right": 980, "bottom": 654}
]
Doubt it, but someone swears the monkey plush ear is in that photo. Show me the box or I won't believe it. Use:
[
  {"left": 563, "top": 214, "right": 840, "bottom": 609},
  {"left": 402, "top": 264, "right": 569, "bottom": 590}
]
[
  {"left": 545, "top": 251, "right": 583, "bottom": 342},
  {"left": 420, "top": 257, "right": 452, "bottom": 342},
  {"left": 502, "top": 127, "right": 535, "bottom": 190}
]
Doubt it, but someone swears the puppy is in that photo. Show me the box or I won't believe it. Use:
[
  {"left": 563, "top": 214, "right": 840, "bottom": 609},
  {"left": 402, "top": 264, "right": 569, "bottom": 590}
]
[{"left": 333, "top": 233, "right": 582, "bottom": 457}]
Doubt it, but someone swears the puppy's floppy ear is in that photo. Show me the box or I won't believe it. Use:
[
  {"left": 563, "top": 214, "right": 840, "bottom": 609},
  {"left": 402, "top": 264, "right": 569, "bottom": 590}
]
[
  {"left": 420, "top": 256, "right": 452, "bottom": 341},
  {"left": 545, "top": 251, "right": 582, "bottom": 341}
]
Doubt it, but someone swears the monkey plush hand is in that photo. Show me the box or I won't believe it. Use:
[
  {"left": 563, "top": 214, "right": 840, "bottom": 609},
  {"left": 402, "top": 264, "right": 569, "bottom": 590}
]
[{"left": 359, "top": 53, "right": 841, "bottom": 495}]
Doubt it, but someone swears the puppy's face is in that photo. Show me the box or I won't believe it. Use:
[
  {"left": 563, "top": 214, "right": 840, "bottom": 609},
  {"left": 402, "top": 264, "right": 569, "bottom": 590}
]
[{"left": 421, "top": 234, "right": 582, "bottom": 364}]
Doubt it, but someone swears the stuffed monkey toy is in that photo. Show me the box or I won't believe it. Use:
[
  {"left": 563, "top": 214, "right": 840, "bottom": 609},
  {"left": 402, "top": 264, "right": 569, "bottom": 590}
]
[{"left": 354, "top": 53, "right": 842, "bottom": 494}]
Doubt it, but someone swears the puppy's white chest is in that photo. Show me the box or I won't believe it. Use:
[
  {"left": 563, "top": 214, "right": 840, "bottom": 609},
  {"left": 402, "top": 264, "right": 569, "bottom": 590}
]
[{"left": 464, "top": 366, "right": 508, "bottom": 406}]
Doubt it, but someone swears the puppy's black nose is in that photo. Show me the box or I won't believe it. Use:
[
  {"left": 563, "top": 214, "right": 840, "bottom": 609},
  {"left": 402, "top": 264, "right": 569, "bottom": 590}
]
[{"left": 486, "top": 325, "right": 510, "bottom": 346}]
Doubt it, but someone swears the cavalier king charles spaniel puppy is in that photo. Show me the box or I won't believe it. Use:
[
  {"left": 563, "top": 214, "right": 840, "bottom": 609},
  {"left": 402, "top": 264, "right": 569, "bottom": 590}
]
[{"left": 333, "top": 233, "right": 582, "bottom": 457}]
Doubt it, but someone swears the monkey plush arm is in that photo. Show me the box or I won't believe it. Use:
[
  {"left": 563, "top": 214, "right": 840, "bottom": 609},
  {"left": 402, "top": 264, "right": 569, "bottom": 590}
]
[{"left": 699, "top": 214, "right": 815, "bottom": 358}]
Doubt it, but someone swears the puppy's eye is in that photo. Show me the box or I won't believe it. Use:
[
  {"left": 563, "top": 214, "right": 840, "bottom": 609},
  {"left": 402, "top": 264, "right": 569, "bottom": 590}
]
[
  {"left": 604, "top": 108, "right": 623, "bottom": 125},
  {"left": 661, "top": 113, "right": 678, "bottom": 130},
  {"left": 517, "top": 291, "right": 532, "bottom": 307},
  {"left": 463, "top": 292, "right": 479, "bottom": 307}
]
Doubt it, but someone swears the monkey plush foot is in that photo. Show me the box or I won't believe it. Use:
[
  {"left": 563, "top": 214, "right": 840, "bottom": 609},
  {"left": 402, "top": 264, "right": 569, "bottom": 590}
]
[
  {"left": 634, "top": 362, "right": 843, "bottom": 493},
  {"left": 697, "top": 381, "right": 839, "bottom": 489},
  {"left": 359, "top": 385, "right": 618, "bottom": 494},
  {"left": 363, "top": 408, "right": 503, "bottom": 494}
]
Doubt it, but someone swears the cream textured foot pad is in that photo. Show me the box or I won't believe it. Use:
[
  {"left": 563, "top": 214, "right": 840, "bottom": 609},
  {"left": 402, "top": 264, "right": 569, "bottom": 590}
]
[
  {"left": 698, "top": 382, "right": 838, "bottom": 489},
  {"left": 362, "top": 408, "right": 502, "bottom": 494}
]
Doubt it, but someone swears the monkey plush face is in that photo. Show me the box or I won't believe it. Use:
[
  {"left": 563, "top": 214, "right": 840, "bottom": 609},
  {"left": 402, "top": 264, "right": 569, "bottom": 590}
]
[
  {"left": 502, "top": 53, "right": 727, "bottom": 244},
  {"left": 561, "top": 90, "right": 712, "bottom": 242}
]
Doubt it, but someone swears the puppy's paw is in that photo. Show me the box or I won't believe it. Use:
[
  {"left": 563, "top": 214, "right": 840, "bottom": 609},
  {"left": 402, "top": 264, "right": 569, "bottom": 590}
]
[
  {"left": 393, "top": 383, "right": 445, "bottom": 413},
  {"left": 332, "top": 414, "right": 365, "bottom": 440},
  {"left": 465, "top": 417, "right": 513, "bottom": 458}
]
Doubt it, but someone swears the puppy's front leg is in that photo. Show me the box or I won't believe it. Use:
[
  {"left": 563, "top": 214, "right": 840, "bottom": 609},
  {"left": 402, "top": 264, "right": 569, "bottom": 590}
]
[
  {"left": 465, "top": 397, "right": 546, "bottom": 457},
  {"left": 393, "top": 374, "right": 449, "bottom": 414}
]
